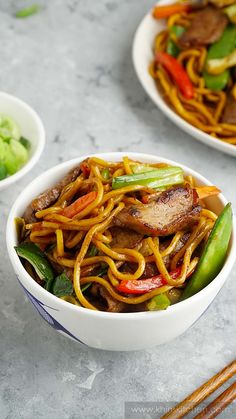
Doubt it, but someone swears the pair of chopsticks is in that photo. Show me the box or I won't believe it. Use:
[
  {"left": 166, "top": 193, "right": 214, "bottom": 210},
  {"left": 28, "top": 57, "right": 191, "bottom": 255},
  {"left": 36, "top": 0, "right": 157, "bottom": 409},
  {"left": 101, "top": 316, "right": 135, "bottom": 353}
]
[{"left": 161, "top": 359, "right": 236, "bottom": 419}]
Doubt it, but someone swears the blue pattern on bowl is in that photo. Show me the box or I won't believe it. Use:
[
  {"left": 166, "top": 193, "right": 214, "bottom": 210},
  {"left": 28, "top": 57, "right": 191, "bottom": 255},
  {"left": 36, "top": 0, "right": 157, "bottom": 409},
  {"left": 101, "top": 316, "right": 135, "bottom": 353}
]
[{"left": 17, "top": 276, "right": 86, "bottom": 345}]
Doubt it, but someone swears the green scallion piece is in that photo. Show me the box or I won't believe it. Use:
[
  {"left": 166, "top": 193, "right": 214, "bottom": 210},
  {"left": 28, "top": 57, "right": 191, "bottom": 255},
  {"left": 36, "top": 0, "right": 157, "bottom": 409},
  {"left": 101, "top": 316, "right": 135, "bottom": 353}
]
[{"left": 15, "top": 4, "right": 40, "bottom": 18}]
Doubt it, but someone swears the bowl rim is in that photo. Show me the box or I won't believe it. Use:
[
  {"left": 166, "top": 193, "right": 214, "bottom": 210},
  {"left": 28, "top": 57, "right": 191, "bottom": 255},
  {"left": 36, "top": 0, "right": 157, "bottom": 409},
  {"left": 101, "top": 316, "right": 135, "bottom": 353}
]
[
  {"left": 6, "top": 152, "right": 236, "bottom": 319},
  {"left": 0, "top": 91, "right": 45, "bottom": 188},
  {"left": 132, "top": 0, "right": 236, "bottom": 157}
]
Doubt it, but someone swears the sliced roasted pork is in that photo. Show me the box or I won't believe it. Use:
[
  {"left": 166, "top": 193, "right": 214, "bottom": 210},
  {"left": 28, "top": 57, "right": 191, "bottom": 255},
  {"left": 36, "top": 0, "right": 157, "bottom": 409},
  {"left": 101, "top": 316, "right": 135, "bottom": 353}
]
[
  {"left": 110, "top": 227, "right": 143, "bottom": 249},
  {"left": 91, "top": 284, "right": 126, "bottom": 312},
  {"left": 23, "top": 165, "right": 81, "bottom": 223},
  {"left": 114, "top": 186, "right": 201, "bottom": 236},
  {"left": 221, "top": 96, "right": 236, "bottom": 124},
  {"left": 179, "top": 6, "right": 228, "bottom": 48}
]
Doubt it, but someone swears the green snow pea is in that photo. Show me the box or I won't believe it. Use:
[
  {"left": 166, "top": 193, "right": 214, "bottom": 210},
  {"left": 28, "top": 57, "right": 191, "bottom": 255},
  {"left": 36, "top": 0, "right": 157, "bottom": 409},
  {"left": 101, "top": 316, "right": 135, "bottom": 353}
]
[
  {"left": 204, "top": 25, "right": 236, "bottom": 91},
  {"left": 167, "top": 25, "right": 185, "bottom": 57},
  {"left": 181, "top": 203, "right": 233, "bottom": 300},
  {"left": 15, "top": 243, "right": 54, "bottom": 283}
]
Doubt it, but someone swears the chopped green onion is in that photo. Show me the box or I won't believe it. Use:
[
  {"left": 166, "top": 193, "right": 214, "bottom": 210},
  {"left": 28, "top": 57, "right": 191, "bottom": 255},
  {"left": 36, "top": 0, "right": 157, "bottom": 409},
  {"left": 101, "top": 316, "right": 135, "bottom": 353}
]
[
  {"left": 147, "top": 294, "right": 170, "bottom": 311},
  {"left": 81, "top": 283, "right": 92, "bottom": 293},
  {"left": 4, "top": 139, "right": 28, "bottom": 175},
  {"left": 101, "top": 168, "right": 110, "bottom": 180},
  {"left": 0, "top": 114, "right": 20, "bottom": 140},
  {"left": 132, "top": 164, "right": 157, "bottom": 174},
  {"left": 0, "top": 115, "right": 31, "bottom": 181},
  {"left": 15, "top": 4, "right": 40, "bottom": 18},
  {"left": 112, "top": 167, "right": 184, "bottom": 190},
  {"left": 97, "top": 264, "right": 108, "bottom": 277},
  {"left": 19, "top": 136, "right": 31, "bottom": 151}
]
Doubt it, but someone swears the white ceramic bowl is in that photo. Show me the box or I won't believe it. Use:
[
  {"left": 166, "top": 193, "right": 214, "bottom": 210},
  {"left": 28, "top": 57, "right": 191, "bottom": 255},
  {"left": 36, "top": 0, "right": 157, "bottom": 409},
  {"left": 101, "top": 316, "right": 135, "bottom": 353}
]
[
  {"left": 132, "top": 0, "right": 236, "bottom": 157},
  {"left": 0, "top": 92, "right": 45, "bottom": 191},
  {"left": 6, "top": 152, "right": 236, "bottom": 351}
]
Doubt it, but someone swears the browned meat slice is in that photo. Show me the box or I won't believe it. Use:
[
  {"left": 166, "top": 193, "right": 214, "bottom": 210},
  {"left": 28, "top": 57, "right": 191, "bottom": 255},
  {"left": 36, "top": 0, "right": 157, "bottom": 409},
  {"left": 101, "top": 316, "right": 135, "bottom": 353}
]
[
  {"left": 221, "top": 96, "right": 236, "bottom": 124},
  {"left": 161, "top": 232, "right": 191, "bottom": 269},
  {"left": 179, "top": 6, "right": 228, "bottom": 48},
  {"left": 110, "top": 227, "right": 143, "bottom": 249},
  {"left": 114, "top": 186, "right": 201, "bottom": 236},
  {"left": 90, "top": 284, "right": 126, "bottom": 312},
  {"left": 121, "top": 262, "right": 158, "bottom": 279},
  {"left": 23, "top": 165, "right": 81, "bottom": 223}
]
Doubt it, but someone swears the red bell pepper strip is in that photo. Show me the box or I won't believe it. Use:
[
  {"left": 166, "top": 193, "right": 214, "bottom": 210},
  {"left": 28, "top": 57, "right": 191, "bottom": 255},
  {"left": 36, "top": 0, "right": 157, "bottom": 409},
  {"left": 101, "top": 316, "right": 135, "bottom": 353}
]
[
  {"left": 116, "top": 267, "right": 182, "bottom": 295},
  {"left": 60, "top": 191, "right": 97, "bottom": 218},
  {"left": 155, "top": 52, "right": 194, "bottom": 99},
  {"left": 153, "top": 3, "right": 192, "bottom": 19}
]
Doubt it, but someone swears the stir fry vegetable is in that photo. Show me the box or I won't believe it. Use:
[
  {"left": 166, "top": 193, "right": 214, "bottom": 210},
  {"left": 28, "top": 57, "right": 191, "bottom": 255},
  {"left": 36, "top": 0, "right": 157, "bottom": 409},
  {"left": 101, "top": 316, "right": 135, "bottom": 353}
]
[
  {"left": 167, "top": 25, "right": 185, "bottom": 57},
  {"left": 116, "top": 267, "right": 182, "bottom": 294},
  {"left": 153, "top": 3, "right": 191, "bottom": 19},
  {"left": 112, "top": 166, "right": 184, "bottom": 190},
  {"left": 207, "top": 49, "right": 236, "bottom": 75},
  {"left": 61, "top": 191, "right": 97, "bottom": 218},
  {"left": 204, "top": 25, "right": 236, "bottom": 90},
  {"left": 155, "top": 52, "right": 194, "bottom": 99},
  {"left": 147, "top": 293, "right": 170, "bottom": 311},
  {"left": 15, "top": 243, "right": 54, "bottom": 282},
  {"left": 182, "top": 203, "right": 232, "bottom": 300},
  {"left": 224, "top": 4, "right": 236, "bottom": 23},
  {"left": 52, "top": 273, "right": 73, "bottom": 297}
]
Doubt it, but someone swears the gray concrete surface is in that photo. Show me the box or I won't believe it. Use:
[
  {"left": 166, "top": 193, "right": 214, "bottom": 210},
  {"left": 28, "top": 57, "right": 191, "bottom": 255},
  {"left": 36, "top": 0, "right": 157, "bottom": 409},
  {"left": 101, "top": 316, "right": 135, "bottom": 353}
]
[{"left": 0, "top": 1, "right": 235, "bottom": 418}]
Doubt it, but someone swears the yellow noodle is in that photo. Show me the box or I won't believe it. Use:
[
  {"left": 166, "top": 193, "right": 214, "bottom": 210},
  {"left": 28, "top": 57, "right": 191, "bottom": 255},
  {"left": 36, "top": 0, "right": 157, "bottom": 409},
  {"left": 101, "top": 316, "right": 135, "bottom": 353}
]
[
  {"left": 214, "top": 92, "right": 226, "bottom": 122},
  {"left": 154, "top": 30, "right": 168, "bottom": 53},
  {"left": 73, "top": 203, "right": 125, "bottom": 309},
  {"left": 88, "top": 157, "right": 110, "bottom": 167},
  {"left": 161, "top": 232, "right": 184, "bottom": 257},
  {"left": 201, "top": 209, "right": 218, "bottom": 221},
  {"left": 123, "top": 156, "right": 133, "bottom": 175},
  {"left": 94, "top": 232, "right": 112, "bottom": 244},
  {"left": 112, "top": 167, "right": 125, "bottom": 178},
  {"left": 107, "top": 269, "right": 120, "bottom": 287},
  {"left": 55, "top": 176, "right": 83, "bottom": 207},
  {"left": 186, "top": 56, "right": 200, "bottom": 85},
  {"left": 178, "top": 49, "right": 201, "bottom": 64},
  {"left": 101, "top": 184, "right": 144, "bottom": 205},
  {"left": 35, "top": 207, "right": 62, "bottom": 219},
  {"left": 81, "top": 254, "right": 145, "bottom": 281},
  {"left": 171, "top": 220, "right": 213, "bottom": 270},
  {"left": 56, "top": 229, "right": 64, "bottom": 257},
  {"left": 30, "top": 228, "right": 55, "bottom": 237},
  {"left": 65, "top": 231, "right": 85, "bottom": 249}
]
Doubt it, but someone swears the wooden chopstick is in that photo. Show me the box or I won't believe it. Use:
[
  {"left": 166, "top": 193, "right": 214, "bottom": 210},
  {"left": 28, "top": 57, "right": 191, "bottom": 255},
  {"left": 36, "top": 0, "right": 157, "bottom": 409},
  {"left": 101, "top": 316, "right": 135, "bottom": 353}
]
[
  {"left": 161, "top": 360, "right": 236, "bottom": 419},
  {"left": 194, "top": 381, "right": 236, "bottom": 419}
]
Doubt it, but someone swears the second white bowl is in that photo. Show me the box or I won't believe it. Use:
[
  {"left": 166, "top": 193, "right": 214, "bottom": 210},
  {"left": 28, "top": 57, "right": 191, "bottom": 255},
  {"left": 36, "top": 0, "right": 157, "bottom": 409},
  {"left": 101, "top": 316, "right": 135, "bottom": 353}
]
[
  {"left": 132, "top": 0, "right": 236, "bottom": 157},
  {"left": 0, "top": 92, "right": 45, "bottom": 191}
]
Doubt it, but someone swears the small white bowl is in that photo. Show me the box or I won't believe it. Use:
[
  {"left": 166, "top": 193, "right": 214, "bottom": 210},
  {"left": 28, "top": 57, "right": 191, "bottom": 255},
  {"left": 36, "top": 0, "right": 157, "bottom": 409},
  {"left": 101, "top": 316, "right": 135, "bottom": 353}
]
[
  {"left": 0, "top": 92, "right": 45, "bottom": 191},
  {"left": 6, "top": 152, "right": 236, "bottom": 351},
  {"left": 132, "top": 0, "right": 236, "bottom": 157}
]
